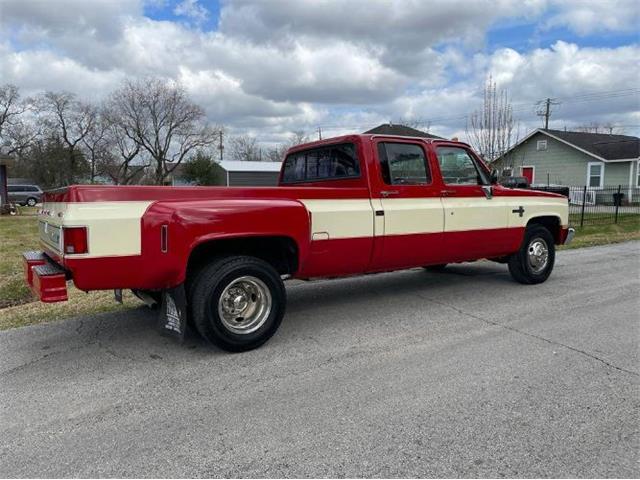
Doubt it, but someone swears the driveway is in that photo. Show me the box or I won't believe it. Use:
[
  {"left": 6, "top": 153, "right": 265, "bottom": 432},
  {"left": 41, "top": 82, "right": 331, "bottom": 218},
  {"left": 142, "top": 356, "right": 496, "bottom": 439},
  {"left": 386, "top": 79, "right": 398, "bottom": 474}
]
[{"left": 1, "top": 242, "right": 638, "bottom": 477}]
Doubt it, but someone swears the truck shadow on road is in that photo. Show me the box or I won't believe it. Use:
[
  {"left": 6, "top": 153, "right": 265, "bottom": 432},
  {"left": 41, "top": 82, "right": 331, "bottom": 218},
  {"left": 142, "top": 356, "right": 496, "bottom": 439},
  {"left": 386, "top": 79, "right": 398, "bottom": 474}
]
[{"left": 2, "top": 262, "right": 518, "bottom": 372}]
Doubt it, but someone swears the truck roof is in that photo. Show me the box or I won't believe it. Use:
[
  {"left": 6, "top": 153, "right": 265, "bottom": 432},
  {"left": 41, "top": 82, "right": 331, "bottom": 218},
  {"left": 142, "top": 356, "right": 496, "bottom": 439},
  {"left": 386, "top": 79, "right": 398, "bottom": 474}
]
[{"left": 286, "top": 133, "right": 471, "bottom": 154}]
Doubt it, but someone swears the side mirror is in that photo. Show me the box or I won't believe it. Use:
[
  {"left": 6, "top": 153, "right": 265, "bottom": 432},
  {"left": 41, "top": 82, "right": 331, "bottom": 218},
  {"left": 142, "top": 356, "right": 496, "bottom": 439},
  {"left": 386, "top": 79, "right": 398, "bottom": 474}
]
[{"left": 490, "top": 169, "right": 499, "bottom": 185}]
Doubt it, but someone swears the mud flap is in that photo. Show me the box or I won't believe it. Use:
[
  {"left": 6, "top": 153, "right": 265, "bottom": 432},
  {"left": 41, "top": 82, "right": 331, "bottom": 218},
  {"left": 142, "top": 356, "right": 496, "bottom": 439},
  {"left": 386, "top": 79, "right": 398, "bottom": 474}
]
[{"left": 158, "top": 285, "right": 187, "bottom": 343}]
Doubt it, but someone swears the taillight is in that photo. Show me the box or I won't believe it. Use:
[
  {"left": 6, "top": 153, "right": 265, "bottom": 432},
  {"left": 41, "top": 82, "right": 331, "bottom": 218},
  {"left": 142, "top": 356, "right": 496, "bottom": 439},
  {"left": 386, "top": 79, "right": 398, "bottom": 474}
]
[{"left": 63, "top": 227, "right": 88, "bottom": 254}]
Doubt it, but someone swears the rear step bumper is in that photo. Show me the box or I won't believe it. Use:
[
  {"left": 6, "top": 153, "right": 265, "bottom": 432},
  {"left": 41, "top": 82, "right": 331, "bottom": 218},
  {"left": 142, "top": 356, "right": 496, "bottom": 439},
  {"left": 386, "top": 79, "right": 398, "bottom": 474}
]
[{"left": 23, "top": 251, "right": 68, "bottom": 302}]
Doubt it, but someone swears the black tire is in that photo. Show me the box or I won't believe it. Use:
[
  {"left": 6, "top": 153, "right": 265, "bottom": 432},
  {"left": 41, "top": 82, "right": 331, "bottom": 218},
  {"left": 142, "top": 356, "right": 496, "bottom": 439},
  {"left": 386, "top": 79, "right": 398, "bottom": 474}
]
[
  {"left": 508, "top": 225, "right": 555, "bottom": 284},
  {"left": 26, "top": 197, "right": 37, "bottom": 207},
  {"left": 423, "top": 264, "right": 447, "bottom": 272},
  {"left": 190, "top": 255, "right": 286, "bottom": 352}
]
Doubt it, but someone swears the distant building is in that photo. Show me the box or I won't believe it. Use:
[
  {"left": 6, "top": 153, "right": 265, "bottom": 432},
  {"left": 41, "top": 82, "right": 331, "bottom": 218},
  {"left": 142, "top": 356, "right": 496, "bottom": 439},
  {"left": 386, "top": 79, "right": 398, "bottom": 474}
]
[
  {"left": 363, "top": 123, "right": 443, "bottom": 139},
  {"left": 218, "top": 161, "right": 282, "bottom": 186},
  {"left": 172, "top": 160, "right": 283, "bottom": 187},
  {"left": 492, "top": 128, "right": 640, "bottom": 189}
]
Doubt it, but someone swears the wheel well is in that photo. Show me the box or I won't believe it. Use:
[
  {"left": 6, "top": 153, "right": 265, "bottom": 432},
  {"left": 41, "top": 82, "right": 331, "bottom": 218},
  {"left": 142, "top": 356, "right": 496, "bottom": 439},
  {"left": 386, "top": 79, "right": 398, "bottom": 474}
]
[
  {"left": 186, "top": 236, "right": 299, "bottom": 280},
  {"left": 527, "top": 216, "right": 562, "bottom": 244}
]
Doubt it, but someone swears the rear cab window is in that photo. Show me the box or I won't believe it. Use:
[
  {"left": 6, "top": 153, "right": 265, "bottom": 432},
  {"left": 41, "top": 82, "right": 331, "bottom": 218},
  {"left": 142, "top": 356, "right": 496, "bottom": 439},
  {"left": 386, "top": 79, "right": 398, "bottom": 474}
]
[{"left": 281, "top": 143, "right": 360, "bottom": 184}]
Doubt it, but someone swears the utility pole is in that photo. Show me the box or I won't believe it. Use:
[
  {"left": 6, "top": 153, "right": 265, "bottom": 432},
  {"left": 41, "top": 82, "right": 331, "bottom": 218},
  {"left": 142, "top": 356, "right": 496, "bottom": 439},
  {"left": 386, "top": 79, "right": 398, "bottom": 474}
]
[
  {"left": 317, "top": 127, "right": 322, "bottom": 140},
  {"left": 536, "top": 98, "right": 560, "bottom": 130},
  {"left": 218, "top": 130, "right": 224, "bottom": 162}
]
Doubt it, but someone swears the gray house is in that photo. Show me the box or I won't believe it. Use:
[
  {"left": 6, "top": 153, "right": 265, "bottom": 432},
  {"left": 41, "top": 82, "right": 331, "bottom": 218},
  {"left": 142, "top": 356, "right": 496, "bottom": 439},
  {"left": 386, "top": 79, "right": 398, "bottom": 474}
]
[
  {"left": 218, "top": 161, "right": 282, "bottom": 186},
  {"left": 172, "top": 160, "right": 282, "bottom": 187},
  {"left": 494, "top": 129, "right": 640, "bottom": 195}
]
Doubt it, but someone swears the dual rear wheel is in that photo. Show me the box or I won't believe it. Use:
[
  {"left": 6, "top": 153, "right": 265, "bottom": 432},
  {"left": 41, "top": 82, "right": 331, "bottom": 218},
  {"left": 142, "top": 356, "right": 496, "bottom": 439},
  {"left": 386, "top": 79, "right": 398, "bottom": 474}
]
[{"left": 189, "top": 256, "right": 285, "bottom": 352}]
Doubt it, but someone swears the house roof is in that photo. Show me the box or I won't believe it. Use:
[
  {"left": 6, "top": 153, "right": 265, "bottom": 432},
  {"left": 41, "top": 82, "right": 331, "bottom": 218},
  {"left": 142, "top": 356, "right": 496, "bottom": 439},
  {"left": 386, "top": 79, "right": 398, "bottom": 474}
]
[
  {"left": 218, "top": 160, "right": 282, "bottom": 172},
  {"left": 364, "top": 123, "right": 444, "bottom": 139},
  {"left": 503, "top": 128, "right": 639, "bottom": 162}
]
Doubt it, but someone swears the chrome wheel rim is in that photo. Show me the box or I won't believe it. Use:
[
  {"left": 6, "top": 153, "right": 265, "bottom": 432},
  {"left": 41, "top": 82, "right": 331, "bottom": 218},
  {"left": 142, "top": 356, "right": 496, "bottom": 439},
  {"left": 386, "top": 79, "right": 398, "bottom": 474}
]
[
  {"left": 527, "top": 238, "right": 549, "bottom": 274},
  {"left": 217, "top": 276, "right": 272, "bottom": 334}
]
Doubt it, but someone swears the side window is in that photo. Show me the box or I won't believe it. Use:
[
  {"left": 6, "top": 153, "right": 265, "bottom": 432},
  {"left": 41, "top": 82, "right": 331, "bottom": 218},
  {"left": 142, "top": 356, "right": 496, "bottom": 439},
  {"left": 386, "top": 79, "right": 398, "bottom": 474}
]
[
  {"left": 377, "top": 142, "right": 431, "bottom": 185},
  {"left": 282, "top": 153, "right": 306, "bottom": 183},
  {"left": 281, "top": 143, "right": 359, "bottom": 184},
  {"left": 27, "top": 186, "right": 39, "bottom": 192},
  {"left": 436, "top": 147, "right": 488, "bottom": 185},
  {"left": 8, "top": 186, "right": 18, "bottom": 192}
]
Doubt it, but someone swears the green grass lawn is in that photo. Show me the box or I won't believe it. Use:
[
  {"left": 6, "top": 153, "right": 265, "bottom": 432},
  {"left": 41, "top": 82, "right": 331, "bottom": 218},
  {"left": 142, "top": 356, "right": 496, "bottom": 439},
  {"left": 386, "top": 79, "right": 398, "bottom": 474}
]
[
  {"left": 561, "top": 219, "right": 640, "bottom": 250},
  {"left": 0, "top": 210, "right": 638, "bottom": 331},
  {"left": 0, "top": 213, "right": 140, "bottom": 330}
]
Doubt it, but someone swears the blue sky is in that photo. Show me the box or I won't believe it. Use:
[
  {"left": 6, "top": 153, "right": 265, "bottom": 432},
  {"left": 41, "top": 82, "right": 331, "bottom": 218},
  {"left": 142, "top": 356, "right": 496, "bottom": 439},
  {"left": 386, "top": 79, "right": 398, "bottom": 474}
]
[{"left": 1, "top": 0, "right": 639, "bottom": 144}]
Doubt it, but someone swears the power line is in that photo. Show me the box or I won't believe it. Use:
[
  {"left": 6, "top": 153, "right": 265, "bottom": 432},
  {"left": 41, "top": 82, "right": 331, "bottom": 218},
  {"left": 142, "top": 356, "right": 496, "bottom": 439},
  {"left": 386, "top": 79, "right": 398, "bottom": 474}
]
[
  {"left": 310, "top": 88, "right": 640, "bottom": 132},
  {"left": 536, "top": 98, "right": 561, "bottom": 129}
]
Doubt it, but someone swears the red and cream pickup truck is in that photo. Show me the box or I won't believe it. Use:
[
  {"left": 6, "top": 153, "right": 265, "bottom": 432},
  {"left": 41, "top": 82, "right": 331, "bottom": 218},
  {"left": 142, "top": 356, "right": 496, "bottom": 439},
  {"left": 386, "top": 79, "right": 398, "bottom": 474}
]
[{"left": 24, "top": 134, "right": 573, "bottom": 351}]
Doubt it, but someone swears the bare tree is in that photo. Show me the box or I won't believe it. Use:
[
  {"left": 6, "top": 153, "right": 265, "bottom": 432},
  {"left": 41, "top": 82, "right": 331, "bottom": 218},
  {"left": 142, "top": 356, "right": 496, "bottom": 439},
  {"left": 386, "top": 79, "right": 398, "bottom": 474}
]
[
  {"left": 0, "top": 84, "right": 37, "bottom": 156},
  {"left": 229, "top": 135, "right": 260, "bottom": 161},
  {"left": 394, "top": 117, "right": 432, "bottom": 132},
  {"left": 37, "top": 91, "right": 97, "bottom": 183},
  {"left": 80, "top": 111, "right": 111, "bottom": 183},
  {"left": 466, "top": 76, "right": 519, "bottom": 162},
  {"left": 575, "top": 122, "right": 624, "bottom": 135},
  {"left": 288, "top": 130, "right": 310, "bottom": 147},
  {"left": 108, "top": 78, "right": 219, "bottom": 184},
  {"left": 264, "top": 130, "right": 311, "bottom": 162}
]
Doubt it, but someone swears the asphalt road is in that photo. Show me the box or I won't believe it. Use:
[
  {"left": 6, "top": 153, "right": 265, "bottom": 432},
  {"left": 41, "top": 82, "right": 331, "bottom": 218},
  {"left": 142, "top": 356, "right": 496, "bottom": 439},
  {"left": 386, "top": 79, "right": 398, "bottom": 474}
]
[{"left": 1, "top": 242, "right": 639, "bottom": 478}]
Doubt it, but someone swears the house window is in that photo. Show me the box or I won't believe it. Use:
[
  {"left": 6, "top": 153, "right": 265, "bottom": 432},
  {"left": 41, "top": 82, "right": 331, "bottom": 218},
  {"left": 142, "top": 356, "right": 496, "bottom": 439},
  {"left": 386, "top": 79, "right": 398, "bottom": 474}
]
[
  {"left": 587, "top": 162, "right": 604, "bottom": 189},
  {"left": 536, "top": 140, "right": 547, "bottom": 151}
]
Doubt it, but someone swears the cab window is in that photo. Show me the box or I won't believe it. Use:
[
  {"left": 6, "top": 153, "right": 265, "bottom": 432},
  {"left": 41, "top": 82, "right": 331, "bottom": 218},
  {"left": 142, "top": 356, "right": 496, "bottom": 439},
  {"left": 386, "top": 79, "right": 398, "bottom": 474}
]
[
  {"left": 281, "top": 143, "right": 359, "bottom": 184},
  {"left": 377, "top": 142, "right": 431, "bottom": 185},
  {"left": 436, "top": 147, "right": 489, "bottom": 185}
]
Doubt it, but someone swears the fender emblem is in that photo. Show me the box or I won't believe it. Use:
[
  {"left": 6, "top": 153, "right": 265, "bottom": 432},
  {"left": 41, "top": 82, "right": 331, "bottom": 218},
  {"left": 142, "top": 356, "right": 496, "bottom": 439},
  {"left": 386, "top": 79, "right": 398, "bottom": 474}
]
[{"left": 512, "top": 206, "right": 525, "bottom": 217}]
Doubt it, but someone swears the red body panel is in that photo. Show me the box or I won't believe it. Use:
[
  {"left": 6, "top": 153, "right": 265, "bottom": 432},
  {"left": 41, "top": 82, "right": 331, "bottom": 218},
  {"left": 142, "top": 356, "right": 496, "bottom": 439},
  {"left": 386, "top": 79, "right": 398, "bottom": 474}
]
[{"left": 36, "top": 134, "right": 566, "bottom": 296}]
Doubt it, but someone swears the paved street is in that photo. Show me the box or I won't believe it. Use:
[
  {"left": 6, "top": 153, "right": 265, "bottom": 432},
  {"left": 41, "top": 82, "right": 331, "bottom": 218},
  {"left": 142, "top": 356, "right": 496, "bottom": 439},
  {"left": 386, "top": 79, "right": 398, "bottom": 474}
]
[{"left": 1, "top": 242, "right": 639, "bottom": 478}]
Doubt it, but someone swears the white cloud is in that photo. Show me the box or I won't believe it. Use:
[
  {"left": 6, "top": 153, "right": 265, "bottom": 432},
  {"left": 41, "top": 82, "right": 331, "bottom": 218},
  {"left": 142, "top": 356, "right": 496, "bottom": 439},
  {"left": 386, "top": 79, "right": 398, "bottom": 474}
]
[
  {"left": 547, "top": 0, "right": 640, "bottom": 35},
  {"left": 173, "top": 0, "right": 209, "bottom": 26},
  {"left": 0, "top": 0, "right": 638, "bottom": 141}
]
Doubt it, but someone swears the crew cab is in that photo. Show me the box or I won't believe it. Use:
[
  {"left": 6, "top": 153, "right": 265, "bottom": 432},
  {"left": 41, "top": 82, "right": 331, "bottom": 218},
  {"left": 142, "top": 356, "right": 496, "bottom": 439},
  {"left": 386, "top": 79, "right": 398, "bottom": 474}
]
[{"left": 23, "top": 135, "right": 574, "bottom": 351}]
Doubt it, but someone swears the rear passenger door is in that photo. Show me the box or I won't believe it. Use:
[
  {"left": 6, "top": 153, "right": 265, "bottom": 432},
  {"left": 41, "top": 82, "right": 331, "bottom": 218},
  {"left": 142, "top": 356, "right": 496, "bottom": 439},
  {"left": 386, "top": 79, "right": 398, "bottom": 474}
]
[
  {"left": 369, "top": 139, "right": 444, "bottom": 271},
  {"left": 435, "top": 145, "right": 511, "bottom": 260}
]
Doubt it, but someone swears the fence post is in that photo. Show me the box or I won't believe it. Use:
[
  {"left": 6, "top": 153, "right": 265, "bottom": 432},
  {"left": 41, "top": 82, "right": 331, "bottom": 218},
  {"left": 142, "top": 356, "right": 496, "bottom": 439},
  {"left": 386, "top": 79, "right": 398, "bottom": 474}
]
[
  {"left": 580, "top": 185, "right": 587, "bottom": 227},
  {"left": 614, "top": 184, "right": 621, "bottom": 224}
]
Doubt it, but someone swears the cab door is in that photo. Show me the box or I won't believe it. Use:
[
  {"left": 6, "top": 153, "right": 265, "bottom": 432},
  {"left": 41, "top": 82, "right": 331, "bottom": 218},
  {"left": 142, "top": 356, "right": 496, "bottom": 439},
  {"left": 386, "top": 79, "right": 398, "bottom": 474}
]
[
  {"left": 434, "top": 145, "right": 511, "bottom": 261},
  {"left": 368, "top": 139, "right": 444, "bottom": 271}
]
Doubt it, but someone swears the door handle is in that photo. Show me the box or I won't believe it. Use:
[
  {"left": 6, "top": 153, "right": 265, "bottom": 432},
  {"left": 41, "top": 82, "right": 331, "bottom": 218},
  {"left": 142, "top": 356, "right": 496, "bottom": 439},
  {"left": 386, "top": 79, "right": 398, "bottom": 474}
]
[
  {"left": 441, "top": 189, "right": 456, "bottom": 197},
  {"left": 380, "top": 190, "right": 399, "bottom": 197}
]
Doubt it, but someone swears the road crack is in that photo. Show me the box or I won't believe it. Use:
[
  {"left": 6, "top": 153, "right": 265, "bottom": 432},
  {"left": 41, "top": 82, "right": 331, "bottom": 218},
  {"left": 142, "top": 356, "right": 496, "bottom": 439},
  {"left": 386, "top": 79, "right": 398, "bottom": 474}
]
[{"left": 419, "top": 295, "right": 639, "bottom": 377}]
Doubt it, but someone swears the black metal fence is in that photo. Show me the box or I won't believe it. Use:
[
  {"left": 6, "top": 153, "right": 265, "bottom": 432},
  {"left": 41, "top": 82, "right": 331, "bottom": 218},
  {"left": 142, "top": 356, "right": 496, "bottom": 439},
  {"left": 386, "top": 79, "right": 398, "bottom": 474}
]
[{"left": 561, "top": 185, "right": 640, "bottom": 226}]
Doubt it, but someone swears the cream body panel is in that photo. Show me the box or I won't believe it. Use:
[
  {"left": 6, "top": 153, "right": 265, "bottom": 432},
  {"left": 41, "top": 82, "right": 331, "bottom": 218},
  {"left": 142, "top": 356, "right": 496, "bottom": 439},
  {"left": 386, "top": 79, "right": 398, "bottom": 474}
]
[
  {"left": 301, "top": 199, "right": 374, "bottom": 240},
  {"left": 381, "top": 198, "right": 443, "bottom": 235},
  {"left": 506, "top": 196, "right": 569, "bottom": 228},
  {"left": 442, "top": 197, "right": 509, "bottom": 232},
  {"left": 39, "top": 201, "right": 153, "bottom": 257}
]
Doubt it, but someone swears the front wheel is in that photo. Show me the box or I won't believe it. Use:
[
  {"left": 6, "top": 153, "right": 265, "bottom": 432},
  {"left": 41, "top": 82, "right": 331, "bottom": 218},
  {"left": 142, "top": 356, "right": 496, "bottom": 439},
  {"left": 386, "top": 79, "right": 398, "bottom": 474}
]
[
  {"left": 26, "top": 197, "right": 38, "bottom": 207},
  {"left": 190, "top": 255, "right": 286, "bottom": 352},
  {"left": 508, "top": 225, "right": 555, "bottom": 284}
]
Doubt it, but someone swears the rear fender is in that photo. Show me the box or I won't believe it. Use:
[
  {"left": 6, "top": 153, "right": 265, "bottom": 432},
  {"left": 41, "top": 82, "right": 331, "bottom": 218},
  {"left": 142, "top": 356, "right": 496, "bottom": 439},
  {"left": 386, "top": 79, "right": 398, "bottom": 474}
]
[{"left": 147, "top": 198, "right": 311, "bottom": 285}]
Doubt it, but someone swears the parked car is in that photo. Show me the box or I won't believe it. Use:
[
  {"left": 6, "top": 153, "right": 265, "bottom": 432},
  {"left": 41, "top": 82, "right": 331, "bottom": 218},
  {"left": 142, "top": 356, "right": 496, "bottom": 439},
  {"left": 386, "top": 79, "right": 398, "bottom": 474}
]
[
  {"left": 23, "top": 135, "right": 572, "bottom": 351},
  {"left": 500, "top": 176, "right": 530, "bottom": 188},
  {"left": 8, "top": 184, "right": 43, "bottom": 206}
]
